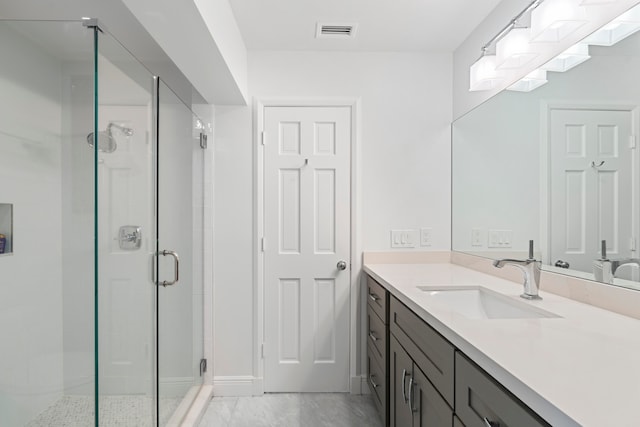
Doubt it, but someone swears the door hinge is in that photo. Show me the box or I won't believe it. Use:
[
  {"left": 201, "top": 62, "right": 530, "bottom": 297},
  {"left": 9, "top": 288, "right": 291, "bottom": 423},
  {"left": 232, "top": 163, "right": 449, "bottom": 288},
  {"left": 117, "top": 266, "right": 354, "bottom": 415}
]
[
  {"left": 200, "top": 132, "right": 208, "bottom": 149},
  {"left": 631, "top": 237, "right": 637, "bottom": 251},
  {"left": 199, "top": 358, "right": 207, "bottom": 376},
  {"left": 261, "top": 131, "right": 266, "bottom": 146},
  {"left": 630, "top": 135, "right": 636, "bottom": 149},
  {"left": 261, "top": 342, "right": 265, "bottom": 358},
  {"left": 261, "top": 237, "right": 266, "bottom": 252}
]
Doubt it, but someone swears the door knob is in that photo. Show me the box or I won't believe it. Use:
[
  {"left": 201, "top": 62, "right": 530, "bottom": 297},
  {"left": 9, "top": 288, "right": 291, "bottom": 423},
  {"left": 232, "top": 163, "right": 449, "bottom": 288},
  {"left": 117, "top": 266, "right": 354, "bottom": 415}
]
[{"left": 337, "top": 260, "right": 347, "bottom": 271}]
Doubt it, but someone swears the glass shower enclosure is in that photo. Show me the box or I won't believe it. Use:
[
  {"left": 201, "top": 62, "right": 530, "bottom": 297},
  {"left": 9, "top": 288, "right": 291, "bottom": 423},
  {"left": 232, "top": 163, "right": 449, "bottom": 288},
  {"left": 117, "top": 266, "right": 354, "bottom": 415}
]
[{"left": 0, "top": 20, "right": 207, "bottom": 426}]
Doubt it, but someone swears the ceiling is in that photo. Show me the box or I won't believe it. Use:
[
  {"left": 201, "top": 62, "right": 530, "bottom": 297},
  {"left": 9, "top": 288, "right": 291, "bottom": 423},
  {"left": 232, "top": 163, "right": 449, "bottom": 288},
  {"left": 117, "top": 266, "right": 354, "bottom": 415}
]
[{"left": 228, "top": 0, "right": 504, "bottom": 52}]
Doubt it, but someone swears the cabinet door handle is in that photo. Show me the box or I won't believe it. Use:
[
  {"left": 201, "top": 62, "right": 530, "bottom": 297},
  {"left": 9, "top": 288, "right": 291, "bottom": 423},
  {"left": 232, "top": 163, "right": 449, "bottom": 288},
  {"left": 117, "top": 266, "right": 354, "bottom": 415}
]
[
  {"left": 401, "top": 369, "right": 409, "bottom": 403},
  {"left": 369, "top": 292, "right": 380, "bottom": 302},
  {"left": 408, "top": 376, "right": 417, "bottom": 413},
  {"left": 484, "top": 417, "right": 500, "bottom": 427},
  {"left": 368, "top": 331, "right": 378, "bottom": 342},
  {"left": 369, "top": 374, "right": 379, "bottom": 389}
]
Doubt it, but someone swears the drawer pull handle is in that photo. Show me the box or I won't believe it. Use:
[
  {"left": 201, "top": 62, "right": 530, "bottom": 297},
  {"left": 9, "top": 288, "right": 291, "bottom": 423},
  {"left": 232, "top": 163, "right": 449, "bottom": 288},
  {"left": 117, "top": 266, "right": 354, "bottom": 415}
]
[
  {"left": 401, "top": 369, "right": 409, "bottom": 403},
  {"left": 368, "top": 292, "right": 380, "bottom": 302},
  {"left": 408, "top": 376, "right": 417, "bottom": 413},
  {"left": 368, "top": 331, "right": 378, "bottom": 342},
  {"left": 369, "top": 374, "right": 379, "bottom": 389},
  {"left": 483, "top": 418, "right": 500, "bottom": 427}
]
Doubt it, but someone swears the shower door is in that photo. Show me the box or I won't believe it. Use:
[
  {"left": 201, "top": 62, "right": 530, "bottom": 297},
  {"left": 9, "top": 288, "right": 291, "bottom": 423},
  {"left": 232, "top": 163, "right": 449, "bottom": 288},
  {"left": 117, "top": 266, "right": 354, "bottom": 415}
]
[
  {"left": 97, "top": 31, "right": 205, "bottom": 426},
  {"left": 155, "top": 79, "right": 205, "bottom": 425}
]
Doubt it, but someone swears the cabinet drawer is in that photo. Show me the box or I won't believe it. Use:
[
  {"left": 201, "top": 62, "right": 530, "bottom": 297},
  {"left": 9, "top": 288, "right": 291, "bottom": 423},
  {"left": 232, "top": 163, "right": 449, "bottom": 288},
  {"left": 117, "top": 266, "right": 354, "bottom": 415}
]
[
  {"left": 367, "top": 303, "right": 387, "bottom": 362},
  {"left": 367, "top": 275, "right": 388, "bottom": 323},
  {"left": 367, "top": 343, "right": 387, "bottom": 422},
  {"left": 455, "top": 353, "right": 550, "bottom": 427},
  {"left": 390, "top": 296, "right": 455, "bottom": 407}
]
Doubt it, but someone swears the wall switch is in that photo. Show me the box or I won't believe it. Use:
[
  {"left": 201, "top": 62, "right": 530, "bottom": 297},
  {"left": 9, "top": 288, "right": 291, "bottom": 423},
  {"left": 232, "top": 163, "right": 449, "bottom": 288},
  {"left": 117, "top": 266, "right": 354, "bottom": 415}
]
[
  {"left": 488, "top": 229, "right": 513, "bottom": 248},
  {"left": 391, "top": 229, "right": 418, "bottom": 248},
  {"left": 471, "top": 228, "right": 483, "bottom": 247},
  {"left": 420, "top": 228, "right": 432, "bottom": 247}
]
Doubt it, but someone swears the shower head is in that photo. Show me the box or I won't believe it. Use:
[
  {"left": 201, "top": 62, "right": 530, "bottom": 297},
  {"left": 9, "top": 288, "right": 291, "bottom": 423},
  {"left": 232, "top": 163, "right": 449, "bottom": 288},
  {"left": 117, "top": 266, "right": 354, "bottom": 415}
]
[{"left": 86, "top": 123, "right": 134, "bottom": 153}]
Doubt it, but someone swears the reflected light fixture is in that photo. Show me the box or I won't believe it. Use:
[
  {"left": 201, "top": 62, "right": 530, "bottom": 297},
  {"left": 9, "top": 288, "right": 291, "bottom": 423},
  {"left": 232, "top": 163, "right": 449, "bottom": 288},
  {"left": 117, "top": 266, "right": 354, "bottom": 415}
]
[
  {"left": 507, "top": 69, "right": 548, "bottom": 92},
  {"left": 540, "top": 42, "right": 590, "bottom": 71},
  {"left": 496, "top": 27, "right": 539, "bottom": 69},
  {"left": 582, "top": 3, "right": 640, "bottom": 45},
  {"left": 530, "top": 0, "right": 588, "bottom": 42},
  {"left": 469, "top": 54, "right": 506, "bottom": 91}
]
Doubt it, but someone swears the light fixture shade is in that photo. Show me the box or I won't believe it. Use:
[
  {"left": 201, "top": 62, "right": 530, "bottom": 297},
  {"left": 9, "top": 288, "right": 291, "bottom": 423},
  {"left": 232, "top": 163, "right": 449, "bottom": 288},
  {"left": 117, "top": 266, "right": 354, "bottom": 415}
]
[
  {"left": 507, "top": 69, "right": 548, "bottom": 92},
  {"left": 541, "top": 43, "right": 590, "bottom": 72},
  {"left": 469, "top": 55, "right": 506, "bottom": 91},
  {"left": 530, "top": 0, "right": 588, "bottom": 42},
  {"left": 583, "top": 4, "right": 640, "bottom": 46},
  {"left": 496, "top": 28, "right": 538, "bottom": 69}
]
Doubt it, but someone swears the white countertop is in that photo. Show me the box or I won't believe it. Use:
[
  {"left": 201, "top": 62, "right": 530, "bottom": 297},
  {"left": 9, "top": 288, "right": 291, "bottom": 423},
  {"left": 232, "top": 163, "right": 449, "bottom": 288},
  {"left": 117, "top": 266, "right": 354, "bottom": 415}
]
[{"left": 363, "top": 262, "right": 640, "bottom": 427}]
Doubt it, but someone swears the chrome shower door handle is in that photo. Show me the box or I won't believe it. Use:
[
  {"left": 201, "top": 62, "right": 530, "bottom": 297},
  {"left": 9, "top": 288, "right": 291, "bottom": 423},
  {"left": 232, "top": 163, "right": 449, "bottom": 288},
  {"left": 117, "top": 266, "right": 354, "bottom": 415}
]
[{"left": 160, "top": 250, "right": 179, "bottom": 286}]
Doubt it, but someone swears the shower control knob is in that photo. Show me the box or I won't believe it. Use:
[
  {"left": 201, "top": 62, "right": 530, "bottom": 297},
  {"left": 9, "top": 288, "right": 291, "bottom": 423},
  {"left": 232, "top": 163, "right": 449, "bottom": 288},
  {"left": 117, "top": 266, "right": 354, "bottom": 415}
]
[{"left": 337, "top": 260, "right": 347, "bottom": 271}]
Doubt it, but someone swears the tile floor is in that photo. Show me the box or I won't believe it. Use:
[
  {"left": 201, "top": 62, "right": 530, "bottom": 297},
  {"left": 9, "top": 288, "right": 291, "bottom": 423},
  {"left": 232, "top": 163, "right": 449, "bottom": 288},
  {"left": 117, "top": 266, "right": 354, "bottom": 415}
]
[
  {"left": 197, "top": 393, "right": 383, "bottom": 427},
  {"left": 25, "top": 395, "right": 180, "bottom": 426}
]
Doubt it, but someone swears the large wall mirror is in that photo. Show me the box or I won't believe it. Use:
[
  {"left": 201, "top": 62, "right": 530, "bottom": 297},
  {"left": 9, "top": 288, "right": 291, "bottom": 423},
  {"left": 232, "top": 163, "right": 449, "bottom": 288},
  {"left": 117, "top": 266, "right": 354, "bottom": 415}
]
[{"left": 452, "top": 6, "right": 640, "bottom": 292}]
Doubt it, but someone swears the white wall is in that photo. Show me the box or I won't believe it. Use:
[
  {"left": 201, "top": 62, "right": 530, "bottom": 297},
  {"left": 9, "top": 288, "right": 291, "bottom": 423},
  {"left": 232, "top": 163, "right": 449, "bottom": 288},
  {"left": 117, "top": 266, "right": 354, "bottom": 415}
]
[
  {"left": 0, "top": 24, "right": 64, "bottom": 425},
  {"left": 213, "top": 51, "right": 452, "bottom": 389}
]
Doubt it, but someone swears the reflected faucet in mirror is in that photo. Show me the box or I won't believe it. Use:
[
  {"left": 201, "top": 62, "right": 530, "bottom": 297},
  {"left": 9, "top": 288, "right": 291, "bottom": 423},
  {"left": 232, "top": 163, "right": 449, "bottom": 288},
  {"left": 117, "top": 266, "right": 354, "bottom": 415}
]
[
  {"left": 493, "top": 240, "right": 542, "bottom": 300},
  {"left": 594, "top": 240, "right": 640, "bottom": 283}
]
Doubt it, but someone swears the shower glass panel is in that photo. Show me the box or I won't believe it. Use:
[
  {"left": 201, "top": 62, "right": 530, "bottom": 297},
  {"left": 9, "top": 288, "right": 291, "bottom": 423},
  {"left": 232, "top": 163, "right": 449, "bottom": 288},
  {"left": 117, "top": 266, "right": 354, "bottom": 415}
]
[
  {"left": 96, "top": 31, "right": 156, "bottom": 426},
  {"left": 156, "top": 80, "right": 205, "bottom": 426},
  {"left": 0, "top": 21, "right": 95, "bottom": 426}
]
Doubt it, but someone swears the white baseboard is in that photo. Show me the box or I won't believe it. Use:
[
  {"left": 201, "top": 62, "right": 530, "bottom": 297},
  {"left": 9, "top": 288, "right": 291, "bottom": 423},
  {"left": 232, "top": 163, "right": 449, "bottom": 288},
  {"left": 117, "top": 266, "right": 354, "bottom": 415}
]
[{"left": 213, "top": 376, "right": 262, "bottom": 397}]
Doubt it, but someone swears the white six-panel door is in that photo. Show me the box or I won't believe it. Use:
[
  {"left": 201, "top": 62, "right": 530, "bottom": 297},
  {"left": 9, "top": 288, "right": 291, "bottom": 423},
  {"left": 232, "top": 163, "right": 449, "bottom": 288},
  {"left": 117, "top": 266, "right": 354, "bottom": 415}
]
[
  {"left": 550, "top": 108, "right": 635, "bottom": 272},
  {"left": 263, "top": 106, "right": 351, "bottom": 392}
]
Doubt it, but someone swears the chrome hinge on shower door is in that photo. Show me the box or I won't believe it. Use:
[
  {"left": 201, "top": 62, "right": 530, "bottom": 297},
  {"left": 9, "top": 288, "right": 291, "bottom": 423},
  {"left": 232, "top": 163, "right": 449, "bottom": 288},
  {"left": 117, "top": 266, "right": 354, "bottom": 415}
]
[{"left": 200, "top": 358, "right": 207, "bottom": 376}]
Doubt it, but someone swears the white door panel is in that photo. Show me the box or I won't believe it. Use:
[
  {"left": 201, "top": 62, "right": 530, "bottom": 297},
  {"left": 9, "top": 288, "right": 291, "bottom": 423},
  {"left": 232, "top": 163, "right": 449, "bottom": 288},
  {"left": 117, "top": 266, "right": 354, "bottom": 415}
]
[
  {"left": 550, "top": 108, "right": 635, "bottom": 273},
  {"left": 264, "top": 106, "right": 351, "bottom": 392}
]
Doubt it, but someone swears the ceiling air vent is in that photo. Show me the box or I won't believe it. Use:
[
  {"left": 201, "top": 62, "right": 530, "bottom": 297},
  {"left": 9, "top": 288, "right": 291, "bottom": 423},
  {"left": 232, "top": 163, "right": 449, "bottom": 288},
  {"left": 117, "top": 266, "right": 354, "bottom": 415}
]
[{"left": 316, "top": 23, "right": 358, "bottom": 39}]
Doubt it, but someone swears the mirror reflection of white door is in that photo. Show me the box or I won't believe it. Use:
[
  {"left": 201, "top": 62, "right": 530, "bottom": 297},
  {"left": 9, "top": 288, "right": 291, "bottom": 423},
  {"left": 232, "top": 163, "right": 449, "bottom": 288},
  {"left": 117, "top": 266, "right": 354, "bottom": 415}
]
[
  {"left": 98, "top": 105, "right": 153, "bottom": 394},
  {"left": 263, "top": 106, "right": 351, "bottom": 392},
  {"left": 550, "top": 108, "right": 636, "bottom": 273}
]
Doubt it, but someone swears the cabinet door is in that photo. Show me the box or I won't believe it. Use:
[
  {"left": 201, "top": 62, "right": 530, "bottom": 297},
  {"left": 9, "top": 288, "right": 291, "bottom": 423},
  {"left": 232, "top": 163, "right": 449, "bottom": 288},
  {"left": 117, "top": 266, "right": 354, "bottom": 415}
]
[
  {"left": 390, "top": 335, "right": 413, "bottom": 427},
  {"left": 410, "top": 364, "right": 453, "bottom": 427}
]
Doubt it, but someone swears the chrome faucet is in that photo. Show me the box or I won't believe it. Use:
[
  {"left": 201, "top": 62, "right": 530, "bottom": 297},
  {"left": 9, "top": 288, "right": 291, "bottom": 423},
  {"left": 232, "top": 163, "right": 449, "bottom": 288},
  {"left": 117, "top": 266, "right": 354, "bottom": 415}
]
[{"left": 493, "top": 240, "right": 542, "bottom": 300}]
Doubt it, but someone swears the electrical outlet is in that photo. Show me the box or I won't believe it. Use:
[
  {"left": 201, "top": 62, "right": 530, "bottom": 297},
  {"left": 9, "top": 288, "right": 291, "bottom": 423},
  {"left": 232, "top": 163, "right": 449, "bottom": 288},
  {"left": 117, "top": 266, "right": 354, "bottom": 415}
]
[
  {"left": 420, "top": 228, "right": 432, "bottom": 247},
  {"left": 391, "top": 229, "right": 418, "bottom": 248},
  {"left": 488, "top": 229, "right": 513, "bottom": 248},
  {"left": 471, "top": 228, "right": 483, "bottom": 247}
]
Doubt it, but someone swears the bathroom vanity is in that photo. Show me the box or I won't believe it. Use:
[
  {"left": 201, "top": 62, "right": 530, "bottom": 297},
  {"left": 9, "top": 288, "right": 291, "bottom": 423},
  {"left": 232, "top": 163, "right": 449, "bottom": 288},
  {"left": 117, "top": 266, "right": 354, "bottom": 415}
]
[{"left": 364, "top": 258, "right": 640, "bottom": 427}]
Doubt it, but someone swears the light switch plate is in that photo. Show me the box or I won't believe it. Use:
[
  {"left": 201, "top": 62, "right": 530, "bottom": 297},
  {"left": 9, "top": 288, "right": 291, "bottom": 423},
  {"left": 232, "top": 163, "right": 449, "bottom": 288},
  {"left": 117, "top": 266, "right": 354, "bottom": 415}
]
[
  {"left": 391, "top": 229, "right": 418, "bottom": 248},
  {"left": 471, "top": 228, "right": 483, "bottom": 247},
  {"left": 488, "top": 229, "right": 513, "bottom": 248}
]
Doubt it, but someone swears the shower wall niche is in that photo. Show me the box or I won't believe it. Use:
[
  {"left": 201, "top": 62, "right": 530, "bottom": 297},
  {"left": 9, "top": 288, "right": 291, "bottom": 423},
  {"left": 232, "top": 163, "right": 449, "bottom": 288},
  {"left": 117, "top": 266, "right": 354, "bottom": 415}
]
[{"left": 0, "top": 203, "right": 12, "bottom": 254}]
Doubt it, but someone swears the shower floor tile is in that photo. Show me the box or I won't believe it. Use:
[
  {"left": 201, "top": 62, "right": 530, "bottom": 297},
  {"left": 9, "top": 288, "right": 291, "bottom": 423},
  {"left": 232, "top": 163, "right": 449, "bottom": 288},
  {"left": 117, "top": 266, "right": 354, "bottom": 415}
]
[{"left": 25, "top": 395, "right": 181, "bottom": 426}]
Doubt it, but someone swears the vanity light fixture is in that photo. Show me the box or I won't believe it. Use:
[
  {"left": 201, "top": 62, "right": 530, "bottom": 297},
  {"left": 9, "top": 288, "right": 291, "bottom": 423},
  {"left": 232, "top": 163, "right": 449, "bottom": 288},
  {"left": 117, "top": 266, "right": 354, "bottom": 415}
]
[
  {"left": 540, "top": 42, "right": 591, "bottom": 71},
  {"left": 530, "top": 0, "right": 588, "bottom": 42},
  {"left": 506, "top": 68, "right": 548, "bottom": 91},
  {"left": 582, "top": 3, "right": 640, "bottom": 45},
  {"left": 496, "top": 27, "right": 539, "bottom": 69},
  {"left": 469, "top": 0, "right": 544, "bottom": 91},
  {"left": 469, "top": 54, "right": 506, "bottom": 91}
]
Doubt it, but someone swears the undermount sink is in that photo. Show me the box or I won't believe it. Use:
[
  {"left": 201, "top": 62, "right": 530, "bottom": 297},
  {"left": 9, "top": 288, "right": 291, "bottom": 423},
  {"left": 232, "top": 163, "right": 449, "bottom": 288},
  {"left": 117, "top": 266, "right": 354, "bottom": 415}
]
[{"left": 417, "top": 285, "right": 560, "bottom": 320}]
